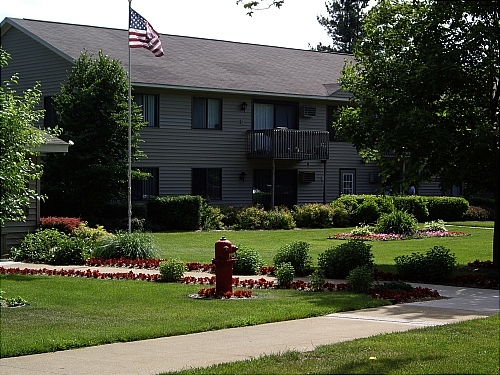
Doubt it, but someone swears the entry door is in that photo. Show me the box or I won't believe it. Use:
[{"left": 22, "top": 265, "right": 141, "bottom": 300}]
[{"left": 253, "top": 169, "right": 297, "bottom": 209}]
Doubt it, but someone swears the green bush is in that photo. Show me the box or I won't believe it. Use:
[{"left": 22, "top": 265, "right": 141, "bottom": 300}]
[
  {"left": 11, "top": 229, "right": 86, "bottom": 265},
  {"left": 374, "top": 210, "right": 418, "bottom": 235},
  {"left": 263, "top": 207, "right": 296, "bottom": 230},
  {"left": 393, "top": 196, "right": 429, "bottom": 221},
  {"left": 147, "top": 195, "right": 203, "bottom": 231},
  {"left": 236, "top": 206, "right": 267, "bottom": 229},
  {"left": 346, "top": 266, "right": 374, "bottom": 293},
  {"left": 394, "top": 245, "right": 457, "bottom": 282},
  {"left": 275, "top": 262, "right": 295, "bottom": 288},
  {"left": 201, "top": 205, "right": 225, "bottom": 230},
  {"left": 330, "top": 202, "right": 351, "bottom": 227},
  {"left": 426, "top": 196, "right": 469, "bottom": 221},
  {"left": 350, "top": 224, "right": 374, "bottom": 236},
  {"left": 218, "top": 205, "right": 242, "bottom": 228},
  {"left": 273, "top": 241, "right": 312, "bottom": 276},
  {"left": 159, "top": 258, "right": 186, "bottom": 282},
  {"left": 464, "top": 206, "right": 492, "bottom": 221},
  {"left": 233, "top": 246, "right": 264, "bottom": 275},
  {"left": 423, "top": 220, "right": 447, "bottom": 232},
  {"left": 293, "top": 203, "right": 334, "bottom": 228},
  {"left": 309, "top": 269, "right": 326, "bottom": 291},
  {"left": 318, "top": 240, "right": 374, "bottom": 279},
  {"left": 334, "top": 195, "right": 394, "bottom": 226},
  {"left": 352, "top": 200, "right": 382, "bottom": 225},
  {"left": 93, "top": 231, "right": 158, "bottom": 259}
]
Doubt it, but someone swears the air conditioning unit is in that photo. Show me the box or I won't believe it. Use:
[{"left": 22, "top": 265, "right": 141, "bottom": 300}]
[
  {"left": 299, "top": 171, "right": 316, "bottom": 183},
  {"left": 301, "top": 106, "right": 316, "bottom": 118}
]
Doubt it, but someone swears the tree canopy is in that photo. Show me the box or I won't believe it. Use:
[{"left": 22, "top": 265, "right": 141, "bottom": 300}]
[
  {"left": 337, "top": 0, "right": 499, "bottom": 265},
  {"left": 0, "top": 48, "right": 51, "bottom": 226},
  {"left": 42, "top": 51, "right": 145, "bottom": 221}
]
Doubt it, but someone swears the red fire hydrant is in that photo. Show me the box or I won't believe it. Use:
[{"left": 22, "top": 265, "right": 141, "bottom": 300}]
[{"left": 212, "top": 236, "right": 237, "bottom": 295}]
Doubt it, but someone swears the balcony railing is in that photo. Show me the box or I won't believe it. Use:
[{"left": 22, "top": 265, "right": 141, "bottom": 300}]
[{"left": 246, "top": 129, "right": 329, "bottom": 160}]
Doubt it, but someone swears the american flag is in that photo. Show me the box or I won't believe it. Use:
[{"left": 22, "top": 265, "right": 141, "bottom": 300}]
[{"left": 129, "top": 7, "right": 164, "bottom": 57}]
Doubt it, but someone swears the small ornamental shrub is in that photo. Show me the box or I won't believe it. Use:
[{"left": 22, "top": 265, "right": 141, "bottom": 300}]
[
  {"left": 393, "top": 196, "right": 429, "bottom": 221},
  {"left": 263, "top": 207, "right": 296, "bottom": 229},
  {"left": 218, "top": 205, "right": 241, "bottom": 228},
  {"left": 394, "top": 245, "right": 457, "bottom": 282},
  {"left": 309, "top": 269, "right": 326, "bottom": 291},
  {"left": 330, "top": 202, "right": 351, "bottom": 227},
  {"left": 423, "top": 220, "right": 447, "bottom": 232},
  {"left": 346, "top": 266, "right": 374, "bottom": 293},
  {"left": 237, "top": 206, "right": 267, "bottom": 229},
  {"left": 464, "top": 206, "right": 492, "bottom": 221},
  {"left": 318, "top": 240, "right": 374, "bottom": 279},
  {"left": 275, "top": 262, "right": 295, "bottom": 288},
  {"left": 39, "top": 217, "right": 82, "bottom": 234},
  {"left": 374, "top": 210, "right": 418, "bottom": 235},
  {"left": 201, "top": 205, "right": 225, "bottom": 230},
  {"left": 273, "top": 241, "right": 312, "bottom": 276},
  {"left": 293, "top": 203, "right": 334, "bottom": 228},
  {"left": 93, "top": 231, "right": 158, "bottom": 259},
  {"left": 159, "top": 258, "right": 186, "bottom": 282},
  {"left": 233, "top": 246, "right": 264, "bottom": 275},
  {"left": 350, "top": 224, "right": 374, "bottom": 236},
  {"left": 352, "top": 200, "right": 382, "bottom": 225}
]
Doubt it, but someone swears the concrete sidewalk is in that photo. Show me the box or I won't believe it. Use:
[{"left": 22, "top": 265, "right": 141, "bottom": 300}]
[{"left": 1, "top": 262, "right": 498, "bottom": 375}]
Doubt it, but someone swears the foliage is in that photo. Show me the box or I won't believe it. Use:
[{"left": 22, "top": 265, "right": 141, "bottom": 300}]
[
  {"left": 159, "top": 258, "right": 186, "bottom": 282},
  {"left": 236, "top": 206, "right": 267, "bottom": 229},
  {"left": 318, "top": 240, "right": 374, "bottom": 279},
  {"left": 309, "top": 269, "right": 326, "bottom": 292},
  {"left": 147, "top": 195, "right": 203, "bottom": 231},
  {"left": 0, "top": 48, "right": 53, "bottom": 226},
  {"left": 395, "top": 245, "right": 457, "bottom": 283},
  {"left": 346, "top": 265, "right": 374, "bottom": 293},
  {"left": 39, "top": 217, "right": 82, "bottom": 234},
  {"left": 392, "top": 196, "right": 429, "bottom": 222},
  {"left": 201, "top": 205, "right": 225, "bottom": 230},
  {"left": 372, "top": 280, "right": 413, "bottom": 293},
  {"left": 262, "top": 207, "right": 296, "bottom": 230},
  {"left": 315, "top": 0, "right": 370, "bottom": 53},
  {"left": 41, "top": 51, "right": 145, "bottom": 220},
  {"left": 93, "top": 231, "right": 158, "bottom": 260},
  {"left": 464, "top": 206, "right": 493, "bottom": 221},
  {"left": 274, "top": 262, "right": 294, "bottom": 288},
  {"left": 374, "top": 210, "right": 418, "bottom": 235},
  {"left": 350, "top": 224, "right": 373, "bottom": 236},
  {"left": 273, "top": 241, "right": 312, "bottom": 276},
  {"left": 233, "top": 246, "right": 264, "bottom": 275},
  {"left": 218, "top": 205, "right": 242, "bottom": 228},
  {"left": 426, "top": 197, "right": 469, "bottom": 221},
  {"left": 10, "top": 229, "right": 86, "bottom": 265},
  {"left": 423, "top": 220, "right": 447, "bottom": 232},
  {"left": 293, "top": 203, "right": 335, "bottom": 228}
]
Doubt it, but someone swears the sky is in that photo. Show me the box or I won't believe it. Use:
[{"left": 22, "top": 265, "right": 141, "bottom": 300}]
[{"left": 0, "top": 0, "right": 334, "bottom": 50}]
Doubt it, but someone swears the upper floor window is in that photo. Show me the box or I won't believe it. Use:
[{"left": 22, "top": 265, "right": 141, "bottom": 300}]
[
  {"left": 192, "top": 168, "right": 222, "bottom": 200},
  {"left": 254, "top": 101, "right": 298, "bottom": 130},
  {"left": 134, "top": 93, "right": 159, "bottom": 127},
  {"left": 192, "top": 97, "right": 222, "bottom": 129}
]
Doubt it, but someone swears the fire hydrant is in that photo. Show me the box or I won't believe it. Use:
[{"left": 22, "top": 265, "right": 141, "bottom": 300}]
[{"left": 212, "top": 236, "right": 237, "bottom": 295}]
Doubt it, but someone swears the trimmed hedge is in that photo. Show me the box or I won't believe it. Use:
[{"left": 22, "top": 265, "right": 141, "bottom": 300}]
[
  {"left": 426, "top": 196, "right": 469, "bottom": 221},
  {"left": 147, "top": 195, "right": 203, "bottom": 231}
]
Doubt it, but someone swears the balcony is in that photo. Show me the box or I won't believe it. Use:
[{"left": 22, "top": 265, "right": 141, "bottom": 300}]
[{"left": 246, "top": 129, "right": 329, "bottom": 160}]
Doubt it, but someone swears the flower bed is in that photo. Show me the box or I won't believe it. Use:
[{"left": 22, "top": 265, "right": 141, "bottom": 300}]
[
  {"left": 329, "top": 230, "right": 469, "bottom": 241},
  {"left": 368, "top": 286, "right": 441, "bottom": 304}
]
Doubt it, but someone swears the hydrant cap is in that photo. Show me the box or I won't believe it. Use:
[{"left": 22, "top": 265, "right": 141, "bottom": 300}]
[{"left": 220, "top": 236, "right": 226, "bottom": 240}]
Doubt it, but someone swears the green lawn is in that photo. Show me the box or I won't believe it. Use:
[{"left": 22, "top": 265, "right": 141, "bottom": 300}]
[
  {"left": 153, "top": 223, "right": 494, "bottom": 272},
  {"left": 0, "top": 274, "right": 387, "bottom": 358},
  {"left": 168, "top": 314, "right": 500, "bottom": 375}
]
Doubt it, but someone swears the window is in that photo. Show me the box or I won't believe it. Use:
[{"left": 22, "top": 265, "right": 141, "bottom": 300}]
[
  {"left": 192, "top": 168, "right": 222, "bottom": 200},
  {"left": 44, "top": 96, "right": 56, "bottom": 128},
  {"left": 340, "top": 169, "right": 356, "bottom": 195},
  {"left": 132, "top": 168, "right": 159, "bottom": 200},
  {"left": 134, "top": 94, "right": 159, "bottom": 127},
  {"left": 327, "top": 106, "right": 347, "bottom": 142},
  {"left": 192, "top": 97, "right": 222, "bottom": 129},
  {"left": 254, "top": 101, "right": 298, "bottom": 130}
]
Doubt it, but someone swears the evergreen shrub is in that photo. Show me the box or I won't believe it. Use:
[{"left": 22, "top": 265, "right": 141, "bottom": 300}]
[
  {"left": 273, "top": 241, "right": 312, "bottom": 276},
  {"left": 318, "top": 240, "right": 374, "bottom": 279}
]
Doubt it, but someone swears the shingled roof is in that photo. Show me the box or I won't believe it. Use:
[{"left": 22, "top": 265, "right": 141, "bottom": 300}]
[{"left": 1, "top": 17, "right": 352, "bottom": 99}]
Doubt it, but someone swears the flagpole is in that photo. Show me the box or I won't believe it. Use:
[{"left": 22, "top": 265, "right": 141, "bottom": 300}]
[{"left": 128, "top": 0, "right": 132, "bottom": 233}]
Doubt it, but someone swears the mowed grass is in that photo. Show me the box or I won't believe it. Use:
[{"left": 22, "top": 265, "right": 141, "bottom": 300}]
[
  {"left": 0, "top": 274, "right": 388, "bottom": 358},
  {"left": 168, "top": 314, "right": 500, "bottom": 375},
  {"left": 153, "top": 223, "right": 495, "bottom": 271}
]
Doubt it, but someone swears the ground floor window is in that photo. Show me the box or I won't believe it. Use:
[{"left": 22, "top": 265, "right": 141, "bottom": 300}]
[
  {"left": 132, "top": 167, "right": 159, "bottom": 200},
  {"left": 253, "top": 169, "right": 297, "bottom": 208},
  {"left": 340, "top": 169, "right": 356, "bottom": 195},
  {"left": 192, "top": 168, "right": 222, "bottom": 200}
]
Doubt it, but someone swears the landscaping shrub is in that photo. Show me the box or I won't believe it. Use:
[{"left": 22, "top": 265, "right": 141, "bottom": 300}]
[
  {"left": 233, "top": 246, "right": 264, "bottom": 275},
  {"left": 350, "top": 224, "right": 374, "bottom": 236},
  {"left": 201, "top": 205, "right": 225, "bottom": 230},
  {"left": 346, "top": 266, "right": 374, "bottom": 293},
  {"left": 423, "top": 220, "right": 447, "bottom": 232},
  {"left": 236, "top": 206, "right": 267, "bottom": 229},
  {"left": 392, "top": 196, "right": 429, "bottom": 221},
  {"left": 293, "top": 203, "right": 334, "bottom": 228},
  {"left": 309, "top": 269, "right": 326, "bottom": 291},
  {"left": 330, "top": 202, "right": 351, "bottom": 227},
  {"left": 93, "top": 231, "right": 158, "bottom": 259},
  {"left": 464, "top": 206, "right": 492, "bottom": 221},
  {"left": 374, "top": 210, "right": 418, "bottom": 235},
  {"left": 394, "top": 245, "right": 457, "bottom": 282},
  {"left": 11, "top": 229, "right": 86, "bottom": 265},
  {"left": 334, "top": 195, "right": 394, "bottom": 225},
  {"left": 159, "top": 258, "right": 186, "bottom": 282},
  {"left": 273, "top": 241, "right": 312, "bottom": 276},
  {"left": 263, "top": 207, "right": 296, "bottom": 230},
  {"left": 147, "top": 195, "right": 203, "bottom": 231},
  {"left": 218, "top": 205, "right": 241, "bottom": 228},
  {"left": 275, "top": 262, "right": 295, "bottom": 288},
  {"left": 318, "top": 240, "right": 374, "bottom": 279},
  {"left": 39, "top": 217, "right": 82, "bottom": 234},
  {"left": 352, "top": 199, "right": 382, "bottom": 225},
  {"left": 372, "top": 281, "right": 414, "bottom": 293},
  {"left": 426, "top": 196, "right": 469, "bottom": 221}
]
